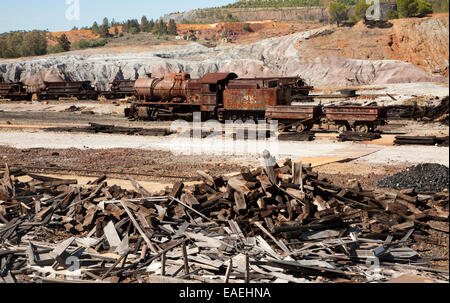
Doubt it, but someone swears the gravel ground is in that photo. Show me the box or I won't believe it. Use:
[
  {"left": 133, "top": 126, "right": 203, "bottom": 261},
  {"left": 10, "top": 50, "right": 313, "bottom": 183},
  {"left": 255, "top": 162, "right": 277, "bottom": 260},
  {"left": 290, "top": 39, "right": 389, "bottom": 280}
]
[{"left": 378, "top": 163, "right": 449, "bottom": 192}]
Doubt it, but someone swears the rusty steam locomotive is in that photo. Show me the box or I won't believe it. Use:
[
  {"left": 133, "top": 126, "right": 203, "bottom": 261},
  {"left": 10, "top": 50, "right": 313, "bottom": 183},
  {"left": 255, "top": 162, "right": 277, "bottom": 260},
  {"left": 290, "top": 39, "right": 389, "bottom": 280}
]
[{"left": 125, "top": 72, "right": 387, "bottom": 133}]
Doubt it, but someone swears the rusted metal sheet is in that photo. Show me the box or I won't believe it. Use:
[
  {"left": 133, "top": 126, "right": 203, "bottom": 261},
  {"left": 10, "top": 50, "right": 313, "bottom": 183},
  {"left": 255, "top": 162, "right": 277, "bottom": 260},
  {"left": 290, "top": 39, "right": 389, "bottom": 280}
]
[
  {"left": 227, "top": 81, "right": 259, "bottom": 89},
  {"left": 265, "top": 105, "right": 322, "bottom": 121},
  {"left": 223, "top": 87, "right": 290, "bottom": 111},
  {"left": 200, "top": 73, "right": 237, "bottom": 84}
]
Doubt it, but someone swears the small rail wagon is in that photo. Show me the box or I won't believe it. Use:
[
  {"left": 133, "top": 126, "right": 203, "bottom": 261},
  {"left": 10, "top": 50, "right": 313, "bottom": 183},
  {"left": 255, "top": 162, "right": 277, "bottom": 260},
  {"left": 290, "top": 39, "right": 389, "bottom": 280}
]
[
  {"left": 0, "top": 82, "right": 30, "bottom": 101},
  {"left": 324, "top": 105, "right": 388, "bottom": 133},
  {"left": 38, "top": 81, "right": 98, "bottom": 100},
  {"left": 265, "top": 105, "right": 323, "bottom": 132},
  {"left": 101, "top": 80, "right": 136, "bottom": 99}
]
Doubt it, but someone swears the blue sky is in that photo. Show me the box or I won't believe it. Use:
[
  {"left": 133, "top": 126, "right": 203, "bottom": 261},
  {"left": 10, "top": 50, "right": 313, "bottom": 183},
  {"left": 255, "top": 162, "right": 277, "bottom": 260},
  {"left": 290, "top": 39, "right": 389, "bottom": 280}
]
[{"left": 0, "top": 0, "right": 235, "bottom": 33}]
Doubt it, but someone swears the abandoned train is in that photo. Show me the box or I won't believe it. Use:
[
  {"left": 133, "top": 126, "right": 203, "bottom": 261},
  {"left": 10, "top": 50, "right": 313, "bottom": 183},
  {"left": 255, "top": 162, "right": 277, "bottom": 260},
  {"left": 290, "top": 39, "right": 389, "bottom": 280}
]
[
  {"left": 0, "top": 72, "right": 387, "bottom": 133},
  {"left": 125, "top": 72, "right": 387, "bottom": 133}
]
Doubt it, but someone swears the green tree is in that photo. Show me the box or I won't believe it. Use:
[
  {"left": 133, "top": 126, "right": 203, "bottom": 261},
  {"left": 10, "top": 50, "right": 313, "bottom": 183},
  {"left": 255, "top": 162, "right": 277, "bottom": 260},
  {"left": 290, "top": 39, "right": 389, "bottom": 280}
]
[
  {"left": 397, "top": 0, "right": 418, "bottom": 17},
  {"left": 149, "top": 19, "right": 155, "bottom": 32},
  {"left": 57, "top": 34, "right": 71, "bottom": 51},
  {"left": 0, "top": 30, "right": 47, "bottom": 58},
  {"left": 102, "top": 17, "right": 110, "bottom": 28},
  {"left": 417, "top": 0, "right": 433, "bottom": 15},
  {"left": 397, "top": 0, "right": 432, "bottom": 17},
  {"left": 92, "top": 21, "right": 100, "bottom": 34},
  {"left": 434, "top": 0, "right": 449, "bottom": 12},
  {"left": 153, "top": 19, "right": 168, "bottom": 35},
  {"left": 141, "top": 16, "right": 150, "bottom": 32},
  {"left": 100, "top": 25, "right": 110, "bottom": 38},
  {"left": 385, "top": 8, "right": 399, "bottom": 19},
  {"left": 130, "top": 27, "right": 138, "bottom": 35},
  {"left": 328, "top": 2, "right": 349, "bottom": 25},
  {"left": 123, "top": 19, "right": 140, "bottom": 34},
  {"left": 349, "top": 1, "right": 371, "bottom": 22},
  {"left": 168, "top": 19, "right": 177, "bottom": 35}
]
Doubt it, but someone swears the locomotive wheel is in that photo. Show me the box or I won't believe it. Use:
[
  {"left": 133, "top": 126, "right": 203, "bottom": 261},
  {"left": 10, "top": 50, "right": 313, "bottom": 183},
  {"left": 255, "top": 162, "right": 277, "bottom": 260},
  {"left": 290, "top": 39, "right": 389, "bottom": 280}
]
[
  {"left": 355, "top": 124, "right": 369, "bottom": 133},
  {"left": 337, "top": 124, "right": 349, "bottom": 133},
  {"left": 296, "top": 123, "right": 307, "bottom": 133},
  {"left": 278, "top": 123, "right": 287, "bottom": 132},
  {"left": 132, "top": 111, "right": 140, "bottom": 121}
]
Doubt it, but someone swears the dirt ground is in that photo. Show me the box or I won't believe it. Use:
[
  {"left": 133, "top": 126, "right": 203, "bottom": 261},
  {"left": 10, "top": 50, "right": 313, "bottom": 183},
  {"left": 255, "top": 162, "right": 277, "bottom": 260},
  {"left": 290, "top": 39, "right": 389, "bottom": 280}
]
[
  {"left": 0, "top": 102, "right": 448, "bottom": 270},
  {"left": 0, "top": 146, "right": 253, "bottom": 182}
]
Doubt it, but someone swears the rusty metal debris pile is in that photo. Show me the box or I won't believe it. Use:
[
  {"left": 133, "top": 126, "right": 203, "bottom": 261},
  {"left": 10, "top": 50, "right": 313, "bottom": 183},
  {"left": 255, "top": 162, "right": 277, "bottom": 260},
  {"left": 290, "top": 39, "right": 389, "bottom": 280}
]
[
  {"left": 0, "top": 155, "right": 448, "bottom": 283},
  {"left": 386, "top": 97, "right": 449, "bottom": 125}
]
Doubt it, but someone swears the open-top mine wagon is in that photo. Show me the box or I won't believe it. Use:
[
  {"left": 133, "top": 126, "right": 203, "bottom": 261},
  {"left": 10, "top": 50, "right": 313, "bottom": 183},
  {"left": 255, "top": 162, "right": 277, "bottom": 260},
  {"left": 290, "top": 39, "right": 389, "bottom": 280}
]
[
  {"left": 0, "top": 82, "right": 30, "bottom": 101},
  {"left": 37, "top": 81, "right": 98, "bottom": 100},
  {"left": 101, "top": 80, "right": 136, "bottom": 99},
  {"left": 265, "top": 105, "right": 323, "bottom": 132},
  {"left": 324, "top": 105, "right": 388, "bottom": 133}
]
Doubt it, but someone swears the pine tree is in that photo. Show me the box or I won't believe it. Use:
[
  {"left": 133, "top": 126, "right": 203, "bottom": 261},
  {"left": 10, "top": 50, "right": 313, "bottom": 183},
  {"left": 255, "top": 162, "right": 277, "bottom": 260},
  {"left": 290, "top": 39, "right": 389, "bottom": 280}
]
[
  {"left": 92, "top": 21, "right": 100, "bottom": 34},
  {"left": 100, "top": 25, "right": 109, "bottom": 38},
  {"left": 328, "top": 2, "right": 349, "bottom": 26},
  {"left": 159, "top": 19, "right": 168, "bottom": 35},
  {"left": 141, "top": 16, "right": 149, "bottom": 32},
  {"left": 102, "top": 17, "right": 109, "bottom": 28},
  {"left": 57, "top": 34, "right": 71, "bottom": 52},
  {"left": 168, "top": 19, "right": 177, "bottom": 35}
]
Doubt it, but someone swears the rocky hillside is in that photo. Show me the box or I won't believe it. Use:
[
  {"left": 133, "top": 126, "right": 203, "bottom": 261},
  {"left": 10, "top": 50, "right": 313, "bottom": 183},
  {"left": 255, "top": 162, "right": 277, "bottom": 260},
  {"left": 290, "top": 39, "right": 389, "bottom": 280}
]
[
  {"left": 163, "top": 6, "right": 329, "bottom": 24},
  {"left": 295, "top": 14, "right": 449, "bottom": 77},
  {"left": 390, "top": 14, "right": 449, "bottom": 75},
  {"left": 0, "top": 24, "right": 445, "bottom": 91}
]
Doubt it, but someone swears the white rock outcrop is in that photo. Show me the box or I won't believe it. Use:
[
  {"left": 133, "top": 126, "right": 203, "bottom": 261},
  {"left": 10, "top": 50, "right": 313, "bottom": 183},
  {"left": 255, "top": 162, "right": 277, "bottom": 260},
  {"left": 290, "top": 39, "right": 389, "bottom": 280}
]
[{"left": 0, "top": 27, "right": 445, "bottom": 90}]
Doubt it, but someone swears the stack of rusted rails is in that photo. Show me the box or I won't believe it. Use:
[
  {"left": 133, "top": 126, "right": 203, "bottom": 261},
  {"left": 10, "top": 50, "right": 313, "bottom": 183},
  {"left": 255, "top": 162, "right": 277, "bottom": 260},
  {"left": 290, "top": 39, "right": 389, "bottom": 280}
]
[
  {"left": 0, "top": 155, "right": 448, "bottom": 283},
  {"left": 45, "top": 123, "right": 173, "bottom": 137},
  {"left": 278, "top": 132, "right": 315, "bottom": 141},
  {"left": 337, "top": 132, "right": 381, "bottom": 142},
  {"left": 394, "top": 136, "right": 449, "bottom": 146}
]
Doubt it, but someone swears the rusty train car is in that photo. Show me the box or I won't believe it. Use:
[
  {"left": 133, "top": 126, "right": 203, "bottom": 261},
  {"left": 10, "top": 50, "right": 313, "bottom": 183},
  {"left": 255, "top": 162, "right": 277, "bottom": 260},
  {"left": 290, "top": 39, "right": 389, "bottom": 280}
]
[
  {"left": 266, "top": 105, "right": 387, "bottom": 133},
  {"left": 0, "top": 82, "right": 30, "bottom": 100},
  {"left": 102, "top": 80, "right": 136, "bottom": 99},
  {"left": 36, "top": 81, "right": 98, "bottom": 100},
  {"left": 125, "top": 72, "right": 387, "bottom": 133},
  {"left": 0, "top": 79, "right": 132, "bottom": 101}
]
